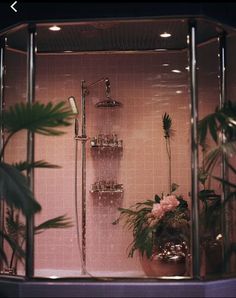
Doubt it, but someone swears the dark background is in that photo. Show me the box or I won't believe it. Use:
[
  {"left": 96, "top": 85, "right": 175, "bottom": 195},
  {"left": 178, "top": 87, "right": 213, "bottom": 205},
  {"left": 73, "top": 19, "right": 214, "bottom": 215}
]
[{"left": 1, "top": 1, "right": 236, "bottom": 31}]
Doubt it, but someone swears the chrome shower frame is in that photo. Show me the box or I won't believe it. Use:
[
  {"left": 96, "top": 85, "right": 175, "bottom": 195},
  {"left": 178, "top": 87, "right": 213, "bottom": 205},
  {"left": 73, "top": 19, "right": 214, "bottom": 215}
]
[
  {"left": 0, "top": 16, "right": 232, "bottom": 281},
  {"left": 0, "top": 36, "right": 6, "bottom": 272}
]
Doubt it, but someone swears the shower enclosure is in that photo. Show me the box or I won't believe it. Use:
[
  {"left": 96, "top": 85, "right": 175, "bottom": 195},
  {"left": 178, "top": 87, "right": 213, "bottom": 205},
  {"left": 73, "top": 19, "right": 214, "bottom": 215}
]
[{"left": 0, "top": 16, "right": 236, "bottom": 285}]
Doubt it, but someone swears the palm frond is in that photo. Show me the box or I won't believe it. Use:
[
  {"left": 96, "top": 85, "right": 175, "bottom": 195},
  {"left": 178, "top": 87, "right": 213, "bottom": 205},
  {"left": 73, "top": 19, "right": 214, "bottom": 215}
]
[
  {"left": 1, "top": 101, "right": 73, "bottom": 136},
  {"left": 0, "top": 232, "right": 9, "bottom": 266},
  {"left": 225, "top": 159, "right": 236, "bottom": 175},
  {"left": 12, "top": 160, "right": 61, "bottom": 172},
  {"left": 0, "top": 230, "right": 25, "bottom": 266},
  {"left": 198, "top": 113, "right": 219, "bottom": 145},
  {"left": 205, "top": 141, "right": 236, "bottom": 173},
  {"left": 5, "top": 207, "right": 25, "bottom": 240},
  {"left": 0, "top": 163, "right": 41, "bottom": 215},
  {"left": 34, "top": 215, "right": 73, "bottom": 235},
  {"left": 212, "top": 176, "right": 236, "bottom": 189},
  {"left": 198, "top": 100, "right": 236, "bottom": 147}
]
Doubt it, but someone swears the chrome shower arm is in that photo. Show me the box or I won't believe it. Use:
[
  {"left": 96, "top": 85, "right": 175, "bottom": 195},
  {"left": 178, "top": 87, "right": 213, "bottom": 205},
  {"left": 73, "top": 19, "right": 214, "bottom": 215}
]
[
  {"left": 86, "top": 77, "right": 109, "bottom": 88},
  {"left": 82, "top": 77, "right": 110, "bottom": 96}
]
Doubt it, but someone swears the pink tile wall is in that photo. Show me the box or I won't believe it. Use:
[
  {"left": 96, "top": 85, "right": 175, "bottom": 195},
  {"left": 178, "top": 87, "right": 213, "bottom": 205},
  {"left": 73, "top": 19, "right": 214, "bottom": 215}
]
[{"left": 34, "top": 51, "right": 192, "bottom": 275}]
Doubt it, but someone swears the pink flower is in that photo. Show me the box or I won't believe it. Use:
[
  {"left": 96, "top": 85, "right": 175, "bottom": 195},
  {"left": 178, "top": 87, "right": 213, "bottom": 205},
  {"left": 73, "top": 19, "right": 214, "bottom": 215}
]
[
  {"left": 151, "top": 203, "right": 165, "bottom": 219},
  {"left": 160, "top": 195, "right": 179, "bottom": 212}
]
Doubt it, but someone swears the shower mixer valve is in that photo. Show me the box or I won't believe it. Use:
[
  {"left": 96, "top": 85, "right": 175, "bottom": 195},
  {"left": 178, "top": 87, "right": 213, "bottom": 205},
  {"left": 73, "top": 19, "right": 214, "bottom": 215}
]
[{"left": 75, "top": 134, "right": 90, "bottom": 142}]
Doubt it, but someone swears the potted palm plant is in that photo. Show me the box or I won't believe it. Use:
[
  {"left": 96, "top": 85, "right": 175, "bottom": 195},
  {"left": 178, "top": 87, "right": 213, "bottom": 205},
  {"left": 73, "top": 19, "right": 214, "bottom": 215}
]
[
  {"left": 198, "top": 100, "right": 236, "bottom": 275},
  {"left": 113, "top": 113, "right": 190, "bottom": 276},
  {"left": 0, "top": 100, "right": 74, "bottom": 274}
]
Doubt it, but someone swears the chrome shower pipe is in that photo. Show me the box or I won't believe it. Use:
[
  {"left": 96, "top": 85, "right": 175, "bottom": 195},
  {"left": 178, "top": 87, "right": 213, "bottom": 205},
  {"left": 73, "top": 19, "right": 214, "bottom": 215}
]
[
  {"left": 188, "top": 20, "right": 200, "bottom": 279},
  {"left": 0, "top": 37, "right": 6, "bottom": 158},
  {"left": 76, "top": 77, "right": 111, "bottom": 275},
  {"left": 80, "top": 80, "right": 87, "bottom": 275},
  {"left": 82, "top": 77, "right": 111, "bottom": 97},
  {"left": 0, "top": 36, "right": 7, "bottom": 271},
  {"left": 218, "top": 32, "right": 229, "bottom": 273},
  {"left": 26, "top": 24, "right": 36, "bottom": 278}
]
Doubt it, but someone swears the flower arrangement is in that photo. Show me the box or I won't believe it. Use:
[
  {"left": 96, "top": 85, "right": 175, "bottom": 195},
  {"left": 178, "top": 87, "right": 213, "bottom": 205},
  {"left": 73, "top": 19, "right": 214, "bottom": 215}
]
[
  {"left": 113, "top": 189, "right": 190, "bottom": 261},
  {"left": 113, "top": 113, "right": 190, "bottom": 262}
]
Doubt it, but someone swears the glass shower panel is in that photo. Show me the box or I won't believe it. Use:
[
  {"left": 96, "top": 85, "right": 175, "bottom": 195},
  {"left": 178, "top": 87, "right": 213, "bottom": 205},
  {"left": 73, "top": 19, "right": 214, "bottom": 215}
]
[
  {"left": 1, "top": 25, "right": 28, "bottom": 276},
  {"left": 197, "top": 26, "right": 222, "bottom": 278},
  {"left": 34, "top": 54, "right": 81, "bottom": 277},
  {"left": 34, "top": 19, "right": 191, "bottom": 278},
  {"left": 86, "top": 50, "right": 191, "bottom": 277},
  {"left": 225, "top": 32, "right": 236, "bottom": 275}
]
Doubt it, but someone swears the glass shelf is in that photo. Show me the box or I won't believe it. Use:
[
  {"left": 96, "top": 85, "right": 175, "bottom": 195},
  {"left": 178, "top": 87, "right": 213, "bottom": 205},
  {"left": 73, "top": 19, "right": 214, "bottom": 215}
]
[
  {"left": 90, "top": 189, "right": 124, "bottom": 194},
  {"left": 90, "top": 181, "right": 124, "bottom": 194},
  {"left": 90, "top": 144, "right": 123, "bottom": 149},
  {"left": 90, "top": 134, "right": 123, "bottom": 150}
]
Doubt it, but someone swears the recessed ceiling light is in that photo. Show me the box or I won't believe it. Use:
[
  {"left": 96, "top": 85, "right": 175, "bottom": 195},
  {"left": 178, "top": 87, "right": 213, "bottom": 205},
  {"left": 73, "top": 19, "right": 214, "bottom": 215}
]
[
  {"left": 64, "top": 50, "right": 73, "bottom": 53},
  {"left": 185, "top": 66, "right": 189, "bottom": 70},
  {"left": 162, "top": 63, "right": 169, "bottom": 67},
  {"left": 171, "top": 69, "right": 181, "bottom": 73},
  {"left": 176, "top": 90, "right": 183, "bottom": 94},
  {"left": 154, "top": 49, "right": 167, "bottom": 52},
  {"left": 49, "top": 25, "right": 61, "bottom": 31},
  {"left": 160, "top": 32, "right": 171, "bottom": 38},
  {"left": 187, "top": 35, "right": 189, "bottom": 44}
]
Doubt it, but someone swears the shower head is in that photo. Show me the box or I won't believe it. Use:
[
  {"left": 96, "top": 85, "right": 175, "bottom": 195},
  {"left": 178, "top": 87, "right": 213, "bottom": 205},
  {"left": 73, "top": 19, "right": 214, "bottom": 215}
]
[
  {"left": 95, "top": 96, "right": 122, "bottom": 108},
  {"left": 68, "top": 96, "right": 79, "bottom": 115}
]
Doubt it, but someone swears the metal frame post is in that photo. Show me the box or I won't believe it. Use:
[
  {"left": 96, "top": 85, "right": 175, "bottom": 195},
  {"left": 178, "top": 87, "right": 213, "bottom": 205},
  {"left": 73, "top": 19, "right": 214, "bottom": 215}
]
[
  {"left": 81, "top": 80, "right": 87, "bottom": 275},
  {"left": 218, "top": 32, "right": 229, "bottom": 273},
  {"left": 26, "top": 23, "right": 36, "bottom": 278},
  {"left": 188, "top": 20, "right": 200, "bottom": 279},
  {"left": 0, "top": 36, "right": 7, "bottom": 271}
]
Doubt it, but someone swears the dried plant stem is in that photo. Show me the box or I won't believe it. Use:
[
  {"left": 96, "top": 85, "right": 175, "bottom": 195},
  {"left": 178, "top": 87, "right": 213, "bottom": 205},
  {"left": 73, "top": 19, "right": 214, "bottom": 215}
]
[{"left": 165, "top": 137, "right": 172, "bottom": 193}]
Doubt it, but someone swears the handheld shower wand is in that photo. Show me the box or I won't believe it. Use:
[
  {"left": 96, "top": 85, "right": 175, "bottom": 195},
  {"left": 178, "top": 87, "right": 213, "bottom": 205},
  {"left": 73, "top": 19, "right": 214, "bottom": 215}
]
[
  {"left": 68, "top": 96, "right": 79, "bottom": 137},
  {"left": 104, "top": 77, "right": 111, "bottom": 96}
]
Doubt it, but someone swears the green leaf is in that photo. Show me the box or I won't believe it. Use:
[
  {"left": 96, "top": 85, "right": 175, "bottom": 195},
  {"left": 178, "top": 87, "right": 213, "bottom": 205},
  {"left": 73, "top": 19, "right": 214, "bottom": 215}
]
[
  {"left": 154, "top": 194, "right": 161, "bottom": 203},
  {"left": 0, "top": 231, "right": 9, "bottom": 266},
  {"left": 0, "top": 229, "right": 25, "bottom": 266},
  {"left": 0, "top": 163, "right": 41, "bottom": 215},
  {"left": 162, "top": 112, "right": 173, "bottom": 138},
  {"left": 205, "top": 147, "right": 222, "bottom": 173},
  {"left": 226, "top": 160, "right": 236, "bottom": 175},
  {"left": 212, "top": 176, "right": 236, "bottom": 189},
  {"left": 208, "top": 115, "right": 218, "bottom": 143},
  {"left": 1, "top": 101, "right": 73, "bottom": 136},
  {"left": 198, "top": 117, "right": 208, "bottom": 146},
  {"left": 12, "top": 160, "right": 61, "bottom": 172},
  {"left": 199, "top": 189, "right": 218, "bottom": 200},
  {"left": 171, "top": 183, "right": 179, "bottom": 193},
  {"left": 34, "top": 215, "right": 73, "bottom": 234}
]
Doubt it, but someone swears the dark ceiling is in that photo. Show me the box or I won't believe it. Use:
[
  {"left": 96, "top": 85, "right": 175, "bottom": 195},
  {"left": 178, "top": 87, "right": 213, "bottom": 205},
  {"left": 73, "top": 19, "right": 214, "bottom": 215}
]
[
  {"left": 4, "top": 17, "right": 234, "bottom": 53},
  {"left": 1, "top": 2, "right": 236, "bottom": 32}
]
